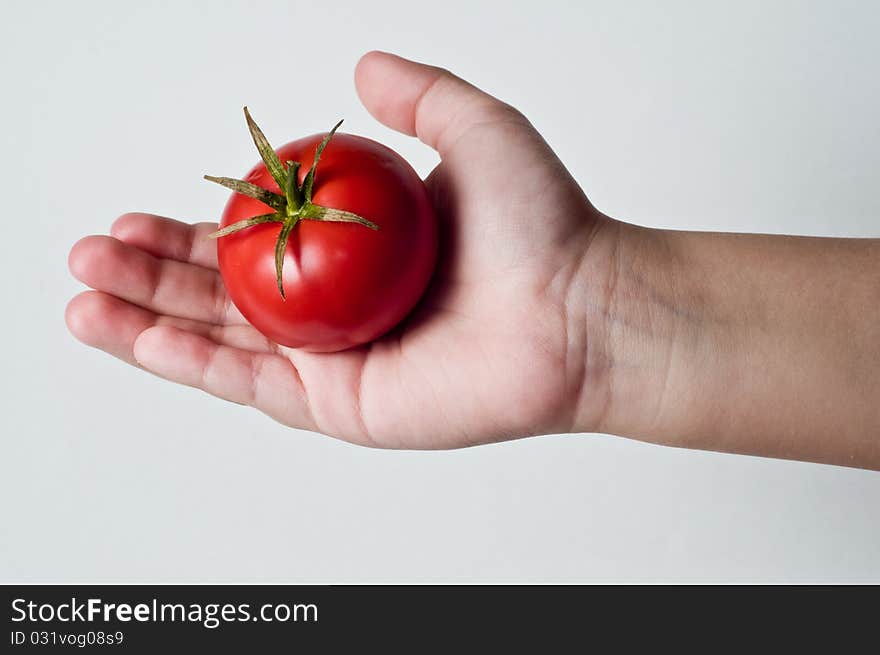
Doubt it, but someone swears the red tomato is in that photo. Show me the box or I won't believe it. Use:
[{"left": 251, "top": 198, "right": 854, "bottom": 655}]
[{"left": 213, "top": 124, "right": 437, "bottom": 352}]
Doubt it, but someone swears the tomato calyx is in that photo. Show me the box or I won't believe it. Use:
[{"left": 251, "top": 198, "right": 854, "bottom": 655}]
[{"left": 205, "top": 107, "right": 379, "bottom": 299}]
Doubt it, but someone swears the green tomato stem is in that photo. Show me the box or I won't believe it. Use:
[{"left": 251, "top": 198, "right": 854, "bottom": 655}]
[
  {"left": 299, "top": 204, "right": 379, "bottom": 230},
  {"left": 204, "top": 109, "right": 379, "bottom": 299},
  {"left": 244, "top": 106, "right": 287, "bottom": 192},
  {"left": 274, "top": 219, "right": 297, "bottom": 299},
  {"left": 285, "top": 161, "right": 303, "bottom": 212},
  {"left": 203, "top": 176, "right": 285, "bottom": 211},
  {"left": 207, "top": 213, "right": 282, "bottom": 239}
]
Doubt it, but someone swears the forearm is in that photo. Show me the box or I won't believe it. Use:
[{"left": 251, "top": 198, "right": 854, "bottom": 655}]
[{"left": 574, "top": 220, "right": 880, "bottom": 469}]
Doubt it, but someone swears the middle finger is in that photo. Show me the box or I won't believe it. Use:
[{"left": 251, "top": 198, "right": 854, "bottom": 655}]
[{"left": 69, "top": 235, "right": 248, "bottom": 325}]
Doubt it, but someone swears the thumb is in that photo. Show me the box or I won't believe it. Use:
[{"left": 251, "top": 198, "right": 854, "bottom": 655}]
[{"left": 354, "top": 51, "right": 526, "bottom": 156}]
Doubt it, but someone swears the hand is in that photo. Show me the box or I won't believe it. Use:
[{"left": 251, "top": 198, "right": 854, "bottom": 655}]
[
  {"left": 65, "top": 51, "right": 880, "bottom": 467},
  {"left": 66, "top": 51, "right": 614, "bottom": 449}
]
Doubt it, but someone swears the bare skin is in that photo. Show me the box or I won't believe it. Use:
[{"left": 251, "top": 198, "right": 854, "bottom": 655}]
[{"left": 66, "top": 52, "right": 880, "bottom": 469}]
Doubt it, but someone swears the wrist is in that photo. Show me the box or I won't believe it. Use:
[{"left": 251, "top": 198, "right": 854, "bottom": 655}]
[
  {"left": 566, "top": 220, "right": 723, "bottom": 445},
  {"left": 570, "top": 223, "right": 880, "bottom": 468}
]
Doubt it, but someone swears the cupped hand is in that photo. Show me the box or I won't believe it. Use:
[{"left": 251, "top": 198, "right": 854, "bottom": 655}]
[{"left": 66, "top": 52, "right": 614, "bottom": 448}]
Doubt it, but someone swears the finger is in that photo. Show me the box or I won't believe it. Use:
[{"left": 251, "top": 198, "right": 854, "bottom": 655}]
[
  {"left": 111, "top": 212, "right": 220, "bottom": 270},
  {"left": 133, "top": 325, "right": 316, "bottom": 430},
  {"left": 69, "top": 235, "right": 247, "bottom": 326},
  {"left": 354, "top": 50, "right": 527, "bottom": 155},
  {"left": 65, "top": 291, "right": 276, "bottom": 365}
]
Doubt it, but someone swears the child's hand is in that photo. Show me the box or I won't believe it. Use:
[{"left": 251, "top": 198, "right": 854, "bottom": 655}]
[
  {"left": 66, "top": 52, "right": 612, "bottom": 448},
  {"left": 67, "top": 52, "right": 880, "bottom": 469}
]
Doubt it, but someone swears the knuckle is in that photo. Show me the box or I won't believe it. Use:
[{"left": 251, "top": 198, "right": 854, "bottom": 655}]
[{"left": 109, "top": 212, "right": 141, "bottom": 238}]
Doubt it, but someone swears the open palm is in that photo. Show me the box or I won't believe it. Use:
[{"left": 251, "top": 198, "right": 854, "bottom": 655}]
[{"left": 67, "top": 52, "right": 610, "bottom": 449}]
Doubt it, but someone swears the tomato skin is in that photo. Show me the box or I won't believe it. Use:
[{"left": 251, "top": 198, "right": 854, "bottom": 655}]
[{"left": 216, "top": 133, "right": 437, "bottom": 352}]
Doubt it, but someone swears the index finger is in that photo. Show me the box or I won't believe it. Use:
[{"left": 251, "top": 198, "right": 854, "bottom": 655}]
[{"left": 111, "top": 212, "right": 220, "bottom": 270}]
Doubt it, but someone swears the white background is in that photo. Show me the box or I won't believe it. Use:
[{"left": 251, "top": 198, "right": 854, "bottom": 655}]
[{"left": 1, "top": 0, "right": 878, "bottom": 582}]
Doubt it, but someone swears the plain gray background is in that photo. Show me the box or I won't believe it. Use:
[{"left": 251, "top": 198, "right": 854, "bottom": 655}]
[{"left": 2, "top": 0, "right": 878, "bottom": 582}]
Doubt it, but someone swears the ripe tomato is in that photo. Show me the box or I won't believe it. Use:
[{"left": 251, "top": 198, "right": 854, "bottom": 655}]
[{"left": 208, "top": 111, "right": 437, "bottom": 352}]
